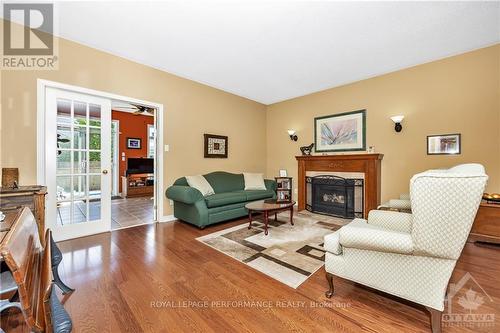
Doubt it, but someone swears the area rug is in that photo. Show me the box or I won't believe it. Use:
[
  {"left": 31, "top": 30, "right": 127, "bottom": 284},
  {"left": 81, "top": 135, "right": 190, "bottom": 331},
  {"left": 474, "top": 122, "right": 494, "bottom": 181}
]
[{"left": 196, "top": 211, "right": 351, "bottom": 288}]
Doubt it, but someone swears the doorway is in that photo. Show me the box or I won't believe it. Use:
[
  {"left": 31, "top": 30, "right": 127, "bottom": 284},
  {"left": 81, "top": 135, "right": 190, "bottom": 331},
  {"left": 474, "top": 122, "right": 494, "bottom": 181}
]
[
  {"left": 38, "top": 80, "right": 164, "bottom": 241},
  {"left": 109, "top": 102, "right": 157, "bottom": 230}
]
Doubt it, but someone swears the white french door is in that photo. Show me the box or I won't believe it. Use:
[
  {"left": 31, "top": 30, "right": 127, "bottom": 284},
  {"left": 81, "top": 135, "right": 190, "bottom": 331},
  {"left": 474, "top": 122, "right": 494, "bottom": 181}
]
[{"left": 45, "top": 87, "right": 111, "bottom": 241}]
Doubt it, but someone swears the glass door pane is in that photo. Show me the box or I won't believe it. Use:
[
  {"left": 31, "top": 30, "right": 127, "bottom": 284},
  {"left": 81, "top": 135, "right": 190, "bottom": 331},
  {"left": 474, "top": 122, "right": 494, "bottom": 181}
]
[{"left": 55, "top": 99, "right": 106, "bottom": 226}]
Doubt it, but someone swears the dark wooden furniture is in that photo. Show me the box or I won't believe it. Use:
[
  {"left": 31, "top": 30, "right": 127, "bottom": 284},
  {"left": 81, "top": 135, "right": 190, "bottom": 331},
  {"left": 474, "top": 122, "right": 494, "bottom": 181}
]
[
  {"left": 0, "top": 208, "right": 45, "bottom": 330},
  {"left": 121, "top": 173, "right": 154, "bottom": 198},
  {"left": 469, "top": 201, "right": 500, "bottom": 244},
  {"left": 275, "top": 177, "right": 292, "bottom": 203},
  {"left": 246, "top": 199, "right": 295, "bottom": 235},
  {"left": 0, "top": 209, "right": 72, "bottom": 332},
  {"left": 296, "top": 154, "right": 383, "bottom": 218},
  {"left": 0, "top": 185, "right": 47, "bottom": 245}
]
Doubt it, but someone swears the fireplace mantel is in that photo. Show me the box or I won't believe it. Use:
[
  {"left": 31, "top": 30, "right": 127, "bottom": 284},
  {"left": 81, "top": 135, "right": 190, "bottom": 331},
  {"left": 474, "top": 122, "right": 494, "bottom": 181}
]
[{"left": 296, "top": 154, "right": 383, "bottom": 218}]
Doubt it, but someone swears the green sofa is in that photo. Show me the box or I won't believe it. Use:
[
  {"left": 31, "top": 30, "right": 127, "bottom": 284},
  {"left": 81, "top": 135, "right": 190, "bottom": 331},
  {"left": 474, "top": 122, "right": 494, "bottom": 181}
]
[{"left": 166, "top": 171, "right": 276, "bottom": 228}]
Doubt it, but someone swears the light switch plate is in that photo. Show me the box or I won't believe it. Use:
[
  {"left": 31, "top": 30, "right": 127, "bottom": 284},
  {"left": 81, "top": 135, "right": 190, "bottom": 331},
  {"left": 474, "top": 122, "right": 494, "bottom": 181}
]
[{"left": 164, "top": 144, "right": 170, "bottom": 152}]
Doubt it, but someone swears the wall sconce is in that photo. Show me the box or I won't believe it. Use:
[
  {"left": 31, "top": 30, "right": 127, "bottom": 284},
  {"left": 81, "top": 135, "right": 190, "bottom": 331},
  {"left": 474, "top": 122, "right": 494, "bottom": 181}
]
[
  {"left": 287, "top": 129, "right": 298, "bottom": 141},
  {"left": 390, "top": 115, "right": 404, "bottom": 133}
]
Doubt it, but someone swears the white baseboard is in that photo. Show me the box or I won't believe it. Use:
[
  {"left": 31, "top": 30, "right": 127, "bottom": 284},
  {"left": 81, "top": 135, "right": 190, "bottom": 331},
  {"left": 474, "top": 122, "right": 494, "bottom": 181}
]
[{"left": 159, "top": 214, "right": 177, "bottom": 223}]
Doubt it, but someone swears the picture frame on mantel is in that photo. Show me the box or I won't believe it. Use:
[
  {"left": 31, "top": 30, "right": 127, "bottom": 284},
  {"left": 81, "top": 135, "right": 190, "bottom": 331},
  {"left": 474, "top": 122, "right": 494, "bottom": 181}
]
[{"left": 314, "top": 109, "right": 366, "bottom": 152}]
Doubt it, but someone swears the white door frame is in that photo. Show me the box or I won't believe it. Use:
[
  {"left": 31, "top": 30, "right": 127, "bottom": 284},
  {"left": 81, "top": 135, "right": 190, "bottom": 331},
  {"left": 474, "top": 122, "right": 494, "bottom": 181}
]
[
  {"left": 37, "top": 79, "right": 166, "bottom": 229},
  {"left": 111, "top": 120, "right": 120, "bottom": 196}
]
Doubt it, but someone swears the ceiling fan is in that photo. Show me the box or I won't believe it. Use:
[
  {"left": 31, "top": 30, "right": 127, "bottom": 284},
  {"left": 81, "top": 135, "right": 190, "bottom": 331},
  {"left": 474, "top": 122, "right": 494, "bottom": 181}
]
[{"left": 114, "top": 103, "right": 155, "bottom": 115}]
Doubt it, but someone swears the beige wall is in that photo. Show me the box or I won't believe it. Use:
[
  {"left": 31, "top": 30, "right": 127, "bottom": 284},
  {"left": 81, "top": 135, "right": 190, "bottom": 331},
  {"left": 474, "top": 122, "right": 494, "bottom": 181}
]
[
  {"left": 266, "top": 45, "right": 500, "bottom": 203},
  {"left": 1, "top": 33, "right": 267, "bottom": 216},
  {"left": 2, "top": 22, "right": 498, "bottom": 219}
]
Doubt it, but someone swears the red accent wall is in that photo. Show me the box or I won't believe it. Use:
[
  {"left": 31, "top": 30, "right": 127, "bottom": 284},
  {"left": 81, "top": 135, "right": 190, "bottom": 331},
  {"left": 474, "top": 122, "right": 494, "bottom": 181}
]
[{"left": 112, "top": 111, "right": 154, "bottom": 192}]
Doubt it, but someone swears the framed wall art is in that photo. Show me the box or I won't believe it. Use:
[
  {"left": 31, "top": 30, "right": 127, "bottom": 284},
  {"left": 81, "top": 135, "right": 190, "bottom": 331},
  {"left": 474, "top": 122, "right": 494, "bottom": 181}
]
[
  {"left": 427, "top": 133, "right": 461, "bottom": 155},
  {"left": 314, "top": 109, "right": 366, "bottom": 152},
  {"left": 204, "top": 134, "right": 228, "bottom": 158},
  {"left": 127, "top": 137, "right": 142, "bottom": 149}
]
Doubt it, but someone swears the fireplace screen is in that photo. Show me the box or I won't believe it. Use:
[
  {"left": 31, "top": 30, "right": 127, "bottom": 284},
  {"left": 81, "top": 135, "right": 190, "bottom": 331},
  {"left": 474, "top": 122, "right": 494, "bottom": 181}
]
[{"left": 306, "top": 175, "right": 363, "bottom": 218}]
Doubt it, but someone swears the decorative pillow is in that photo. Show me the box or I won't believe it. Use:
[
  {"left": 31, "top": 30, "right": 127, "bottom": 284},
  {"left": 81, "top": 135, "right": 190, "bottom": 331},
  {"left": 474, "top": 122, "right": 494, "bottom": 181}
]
[
  {"left": 243, "top": 173, "right": 266, "bottom": 190},
  {"left": 186, "top": 175, "right": 215, "bottom": 196}
]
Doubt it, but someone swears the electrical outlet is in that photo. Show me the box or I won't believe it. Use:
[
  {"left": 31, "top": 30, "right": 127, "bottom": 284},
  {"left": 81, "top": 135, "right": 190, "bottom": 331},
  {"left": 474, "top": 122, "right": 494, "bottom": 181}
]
[{"left": 169, "top": 199, "right": 174, "bottom": 206}]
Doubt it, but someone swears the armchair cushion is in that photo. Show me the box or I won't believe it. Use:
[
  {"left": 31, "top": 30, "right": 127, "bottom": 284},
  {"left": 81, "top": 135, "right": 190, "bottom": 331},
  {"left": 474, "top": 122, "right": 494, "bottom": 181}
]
[
  {"left": 368, "top": 210, "right": 413, "bottom": 233},
  {"left": 166, "top": 185, "right": 204, "bottom": 204},
  {"left": 339, "top": 219, "right": 414, "bottom": 255},
  {"left": 324, "top": 231, "right": 342, "bottom": 255}
]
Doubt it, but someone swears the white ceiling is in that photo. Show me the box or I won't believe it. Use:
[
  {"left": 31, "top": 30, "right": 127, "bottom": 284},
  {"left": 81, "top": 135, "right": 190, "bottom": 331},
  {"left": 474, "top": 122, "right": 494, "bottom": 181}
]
[{"left": 9, "top": 1, "right": 500, "bottom": 104}]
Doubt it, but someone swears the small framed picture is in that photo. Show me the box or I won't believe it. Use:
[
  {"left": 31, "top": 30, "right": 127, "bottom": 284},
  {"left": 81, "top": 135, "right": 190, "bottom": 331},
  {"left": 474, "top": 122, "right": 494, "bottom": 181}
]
[
  {"left": 127, "top": 138, "right": 141, "bottom": 149},
  {"left": 279, "top": 169, "right": 287, "bottom": 177},
  {"left": 204, "top": 134, "right": 228, "bottom": 158},
  {"left": 427, "top": 134, "right": 461, "bottom": 155}
]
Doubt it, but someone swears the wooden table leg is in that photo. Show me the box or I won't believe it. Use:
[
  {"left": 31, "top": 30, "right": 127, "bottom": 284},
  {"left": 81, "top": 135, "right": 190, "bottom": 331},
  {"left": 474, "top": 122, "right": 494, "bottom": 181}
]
[
  {"left": 290, "top": 206, "right": 294, "bottom": 226},
  {"left": 248, "top": 210, "right": 252, "bottom": 229},
  {"left": 264, "top": 211, "right": 269, "bottom": 235}
]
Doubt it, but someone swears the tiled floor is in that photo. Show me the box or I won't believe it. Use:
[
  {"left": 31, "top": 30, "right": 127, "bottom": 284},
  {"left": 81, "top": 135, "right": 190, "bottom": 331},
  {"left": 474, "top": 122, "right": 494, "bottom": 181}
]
[
  {"left": 111, "top": 197, "right": 154, "bottom": 229},
  {"left": 56, "top": 196, "right": 154, "bottom": 229}
]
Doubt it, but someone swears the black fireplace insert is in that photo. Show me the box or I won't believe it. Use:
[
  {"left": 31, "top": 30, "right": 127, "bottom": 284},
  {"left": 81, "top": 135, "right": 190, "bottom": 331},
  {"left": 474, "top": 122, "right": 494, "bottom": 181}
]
[{"left": 306, "top": 175, "right": 363, "bottom": 218}]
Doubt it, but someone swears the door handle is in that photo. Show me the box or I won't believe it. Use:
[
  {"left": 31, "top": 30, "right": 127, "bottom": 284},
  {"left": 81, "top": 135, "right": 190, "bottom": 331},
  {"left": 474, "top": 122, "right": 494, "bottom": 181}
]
[{"left": 102, "top": 170, "right": 108, "bottom": 174}]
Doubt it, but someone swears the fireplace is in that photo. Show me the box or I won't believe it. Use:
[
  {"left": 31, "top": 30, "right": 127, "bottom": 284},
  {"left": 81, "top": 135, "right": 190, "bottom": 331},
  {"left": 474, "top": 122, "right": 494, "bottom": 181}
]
[
  {"left": 306, "top": 175, "right": 364, "bottom": 218},
  {"left": 296, "top": 154, "right": 383, "bottom": 218}
]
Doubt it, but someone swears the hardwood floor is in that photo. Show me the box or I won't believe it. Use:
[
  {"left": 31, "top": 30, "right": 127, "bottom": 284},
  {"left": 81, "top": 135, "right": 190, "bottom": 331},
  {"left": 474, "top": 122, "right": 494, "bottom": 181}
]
[{"left": 2, "top": 216, "right": 499, "bottom": 332}]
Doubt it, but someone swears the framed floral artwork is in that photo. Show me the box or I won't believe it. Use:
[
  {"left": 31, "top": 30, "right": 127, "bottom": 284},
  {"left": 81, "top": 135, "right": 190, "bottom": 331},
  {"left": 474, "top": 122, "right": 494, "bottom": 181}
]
[{"left": 314, "top": 110, "right": 366, "bottom": 152}]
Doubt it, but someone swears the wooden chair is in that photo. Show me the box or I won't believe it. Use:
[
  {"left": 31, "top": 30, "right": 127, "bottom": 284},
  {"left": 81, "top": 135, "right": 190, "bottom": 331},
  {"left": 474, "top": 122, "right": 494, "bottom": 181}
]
[
  {"left": 0, "top": 207, "right": 45, "bottom": 330},
  {"left": 0, "top": 208, "right": 72, "bottom": 332}
]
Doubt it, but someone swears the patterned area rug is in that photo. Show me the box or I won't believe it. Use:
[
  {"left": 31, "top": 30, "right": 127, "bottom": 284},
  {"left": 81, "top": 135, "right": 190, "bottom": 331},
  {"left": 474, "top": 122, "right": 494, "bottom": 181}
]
[{"left": 196, "top": 211, "right": 351, "bottom": 288}]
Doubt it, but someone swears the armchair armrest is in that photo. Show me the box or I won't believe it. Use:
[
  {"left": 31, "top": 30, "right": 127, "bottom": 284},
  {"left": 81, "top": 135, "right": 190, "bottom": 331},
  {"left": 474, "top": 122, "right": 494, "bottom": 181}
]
[
  {"left": 264, "top": 179, "right": 277, "bottom": 191},
  {"left": 368, "top": 210, "right": 413, "bottom": 233},
  {"left": 339, "top": 219, "right": 413, "bottom": 255},
  {"left": 388, "top": 199, "right": 411, "bottom": 210},
  {"left": 166, "top": 185, "right": 204, "bottom": 204}
]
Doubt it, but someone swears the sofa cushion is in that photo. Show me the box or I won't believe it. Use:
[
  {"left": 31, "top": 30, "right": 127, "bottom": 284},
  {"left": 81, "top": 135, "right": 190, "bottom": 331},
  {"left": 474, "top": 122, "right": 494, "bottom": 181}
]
[
  {"left": 185, "top": 175, "right": 215, "bottom": 196},
  {"left": 205, "top": 192, "right": 248, "bottom": 208},
  {"left": 244, "top": 190, "right": 275, "bottom": 201},
  {"left": 243, "top": 173, "right": 266, "bottom": 190}
]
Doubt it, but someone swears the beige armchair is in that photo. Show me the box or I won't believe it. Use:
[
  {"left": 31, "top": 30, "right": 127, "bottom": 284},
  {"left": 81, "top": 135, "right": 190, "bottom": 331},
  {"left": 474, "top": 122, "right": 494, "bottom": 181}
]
[
  {"left": 378, "top": 193, "right": 411, "bottom": 211},
  {"left": 323, "top": 164, "right": 488, "bottom": 333}
]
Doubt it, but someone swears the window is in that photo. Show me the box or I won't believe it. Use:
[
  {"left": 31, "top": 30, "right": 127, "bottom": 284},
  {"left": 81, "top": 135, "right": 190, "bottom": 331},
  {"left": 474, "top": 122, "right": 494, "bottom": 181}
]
[{"left": 147, "top": 124, "right": 155, "bottom": 158}]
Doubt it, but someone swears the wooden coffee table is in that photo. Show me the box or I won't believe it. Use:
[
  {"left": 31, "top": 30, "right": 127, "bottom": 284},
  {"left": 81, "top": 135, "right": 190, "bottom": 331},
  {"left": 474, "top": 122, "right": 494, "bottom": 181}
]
[{"left": 245, "top": 199, "right": 295, "bottom": 235}]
